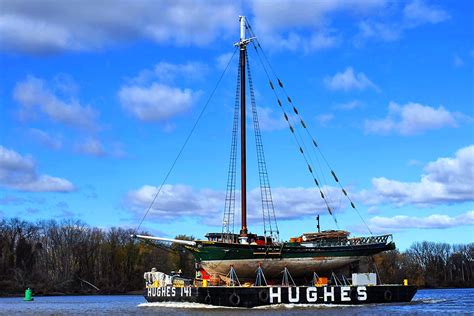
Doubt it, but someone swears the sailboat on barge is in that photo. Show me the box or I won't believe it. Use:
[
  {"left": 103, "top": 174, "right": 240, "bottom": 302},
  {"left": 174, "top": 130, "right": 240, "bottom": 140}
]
[{"left": 134, "top": 16, "right": 416, "bottom": 307}]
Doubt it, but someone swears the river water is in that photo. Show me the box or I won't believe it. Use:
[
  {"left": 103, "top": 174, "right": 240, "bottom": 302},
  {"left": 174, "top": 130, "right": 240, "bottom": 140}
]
[{"left": 0, "top": 288, "right": 472, "bottom": 315}]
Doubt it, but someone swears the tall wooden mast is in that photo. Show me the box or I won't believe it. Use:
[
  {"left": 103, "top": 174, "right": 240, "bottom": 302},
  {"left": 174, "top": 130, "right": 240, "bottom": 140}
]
[{"left": 239, "top": 16, "right": 248, "bottom": 237}]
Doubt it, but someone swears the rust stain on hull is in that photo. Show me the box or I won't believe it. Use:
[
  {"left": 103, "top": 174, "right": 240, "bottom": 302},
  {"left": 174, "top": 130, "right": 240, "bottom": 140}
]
[{"left": 201, "top": 256, "right": 361, "bottom": 279}]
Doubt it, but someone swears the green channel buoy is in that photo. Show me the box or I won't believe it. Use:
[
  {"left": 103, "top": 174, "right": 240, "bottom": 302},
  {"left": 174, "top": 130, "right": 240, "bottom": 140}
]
[{"left": 24, "top": 288, "right": 33, "bottom": 301}]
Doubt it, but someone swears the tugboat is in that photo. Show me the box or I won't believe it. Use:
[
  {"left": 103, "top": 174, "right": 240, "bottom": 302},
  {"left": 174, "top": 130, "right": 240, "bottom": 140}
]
[{"left": 134, "top": 15, "right": 417, "bottom": 307}]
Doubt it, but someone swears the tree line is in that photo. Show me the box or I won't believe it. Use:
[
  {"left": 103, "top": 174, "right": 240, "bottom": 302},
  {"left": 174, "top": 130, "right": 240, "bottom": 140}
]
[
  {"left": 371, "top": 241, "right": 473, "bottom": 288},
  {"left": 0, "top": 218, "right": 472, "bottom": 295},
  {"left": 0, "top": 218, "right": 194, "bottom": 295}
]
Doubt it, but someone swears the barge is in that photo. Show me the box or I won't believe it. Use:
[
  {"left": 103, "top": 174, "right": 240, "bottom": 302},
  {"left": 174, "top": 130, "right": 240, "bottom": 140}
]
[{"left": 143, "top": 269, "right": 417, "bottom": 307}]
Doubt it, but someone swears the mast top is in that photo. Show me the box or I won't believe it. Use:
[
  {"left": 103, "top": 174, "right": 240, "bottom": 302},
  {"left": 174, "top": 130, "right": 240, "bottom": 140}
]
[
  {"left": 235, "top": 15, "right": 254, "bottom": 48},
  {"left": 240, "top": 16, "right": 246, "bottom": 41}
]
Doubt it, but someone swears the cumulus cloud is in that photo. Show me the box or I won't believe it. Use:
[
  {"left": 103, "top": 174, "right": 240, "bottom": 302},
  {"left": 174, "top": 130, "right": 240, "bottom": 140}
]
[
  {"left": 364, "top": 102, "right": 465, "bottom": 135},
  {"left": 75, "top": 138, "right": 106, "bottom": 157},
  {"left": 255, "top": 106, "right": 286, "bottom": 131},
  {"left": 1, "top": 1, "right": 450, "bottom": 55},
  {"left": 124, "top": 184, "right": 346, "bottom": 226},
  {"left": 403, "top": 0, "right": 450, "bottom": 26},
  {"left": 258, "top": 186, "right": 345, "bottom": 221},
  {"left": 333, "top": 100, "right": 362, "bottom": 111},
  {"left": 268, "top": 31, "right": 341, "bottom": 53},
  {"left": 356, "top": 0, "right": 449, "bottom": 44},
  {"left": 369, "top": 210, "right": 474, "bottom": 232},
  {"left": 0, "top": 1, "right": 239, "bottom": 54},
  {"left": 216, "top": 52, "right": 235, "bottom": 70},
  {"left": 14, "top": 76, "right": 98, "bottom": 130},
  {"left": 315, "top": 114, "right": 334, "bottom": 127},
  {"left": 28, "top": 128, "right": 62, "bottom": 149},
  {"left": 324, "top": 67, "right": 378, "bottom": 91},
  {"left": 131, "top": 61, "right": 208, "bottom": 84},
  {"left": 251, "top": 0, "right": 384, "bottom": 52},
  {"left": 0, "top": 145, "right": 74, "bottom": 192},
  {"left": 119, "top": 60, "right": 204, "bottom": 122},
  {"left": 124, "top": 184, "right": 223, "bottom": 222},
  {"left": 356, "top": 21, "right": 401, "bottom": 43},
  {"left": 119, "top": 83, "right": 196, "bottom": 122},
  {"left": 359, "top": 145, "right": 474, "bottom": 206}
]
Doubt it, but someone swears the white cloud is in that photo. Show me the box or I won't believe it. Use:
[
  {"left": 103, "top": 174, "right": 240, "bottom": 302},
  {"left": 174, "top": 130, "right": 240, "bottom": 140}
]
[
  {"left": 154, "top": 62, "right": 207, "bottom": 82},
  {"left": 259, "top": 186, "right": 345, "bottom": 221},
  {"left": 253, "top": 0, "right": 448, "bottom": 51},
  {"left": 132, "top": 61, "right": 208, "bottom": 84},
  {"left": 0, "top": 1, "right": 239, "bottom": 54},
  {"left": 364, "top": 101, "right": 465, "bottom": 135},
  {"left": 124, "top": 184, "right": 223, "bottom": 222},
  {"left": 119, "top": 83, "right": 196, "bottom": 122},
  {"left": 0, "top": 145, "right": 74, "bottom": 192},
  {"left": 124, "top": 184, "right": 346, "bottom": 226},
  {"left": 360, "top": 145, "right": 474, "bottom": 206},
  {"left": 28, "top": 128, "right": 62, "bottom": 149},
  {"left": 14, "top": 76, "right": 98, "bottom": 130},
  {"left": 308, "top": 32, "right": 340, "bottom": 50},
  {"left": 1, "top": 1, "right": 450, "bottom": 55},
  {"left": 74, "top": 139, "right": 126, "bottom": 158},
  {"left": 403, "top": 0, "right": 450, "bottom": 26},
  {"left": 255, "top": 106, "right": 286, "bottom": 131},
  {"left": 367, "top": 206, "right": 380, "bottom": 215},
  {"left": 334, "top": 100, "right": 362, "bottom": 111},
  {"left": 119, "top": 61, "right": 205, "bottom": 122},
  {"left": 75, "top": 138, "right": 106, "bottom": 157},
  {"left": 216, "top": 52, "right": 235, "bottom": 70},
  {"left": 268, "top": 31, "right": 341, "bottom": 53},
  {"left": 251, "top": 0, "right": 384, "bottom": 52},
  {"left": 0, "top": 14, "right": 72, "bottom": 54},
  {"left": 407, "top": 159, "right": 422, "bottom": 167},
  {"left": 369, "top": 210, "right": 474, "bottom": 231},
  {"left": 324, "top": 67, "right": 377, "bottom": 91},
  {"left": 356, "top": 0, "right": 449, "bottom": 44},
  {"left": 356, "top": 21, "right": 401, "bottom": 43},
  {"left": 315, "top": 114, "right": 334, "bottom": 127}
]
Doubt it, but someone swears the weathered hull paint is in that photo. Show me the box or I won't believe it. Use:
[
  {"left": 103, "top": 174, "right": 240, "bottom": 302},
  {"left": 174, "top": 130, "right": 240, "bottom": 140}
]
[
  {"left": 200, "top": 256, "right": 362, "bottom": 279},
  {"left": 186, "top": 241, "right": 395, "bottom": 279},
  {"left": 144, "top": 285, "right": 417, "bottom": 308},
  {"left": 188, "top": 241, "right": 394, "bottom": 261}
]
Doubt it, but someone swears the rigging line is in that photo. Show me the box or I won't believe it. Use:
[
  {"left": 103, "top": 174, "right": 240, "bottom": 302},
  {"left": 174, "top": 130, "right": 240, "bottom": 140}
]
[
  {"left": 277, "top": 76, "right": 372, "bottom": 235},
  {"left": 247, "top": 51, "right": 280, "bottom": 241},
  {"left": 246, "top": 22, "right": 372, "bottom": 235},
  {"left": 270, "top": 74, "right": 372, "bottom": 235},
  {"left": 222, "top": 55, "right": 241, "bottom": 237},
  {"left": 247, "top": 43, "right": 339, "bottom": 229},
  {"left": 247, "top": 53, "right": 270, "bottom": 237},
  {"left": 245, "top": 24, "right": 336, "bottom": 214},
  {"left": 244, "top": 30, "right": 338, "bottom": 228},
  {"left": 134, "top": 47, "right": 239, "bottom": 234},
  {"left": 244, "top": 23, "right": 330, "bottom": 200}
]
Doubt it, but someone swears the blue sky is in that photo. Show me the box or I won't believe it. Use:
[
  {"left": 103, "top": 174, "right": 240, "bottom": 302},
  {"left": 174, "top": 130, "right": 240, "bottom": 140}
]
[{"left": 0, "top": 0, "right": 473, "bottom": 250}]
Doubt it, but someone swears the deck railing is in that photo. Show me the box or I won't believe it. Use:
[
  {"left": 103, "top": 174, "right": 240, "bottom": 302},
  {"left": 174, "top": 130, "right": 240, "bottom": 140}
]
[{"left": 302, "top": 234, "right": 392, "bottom": 248}]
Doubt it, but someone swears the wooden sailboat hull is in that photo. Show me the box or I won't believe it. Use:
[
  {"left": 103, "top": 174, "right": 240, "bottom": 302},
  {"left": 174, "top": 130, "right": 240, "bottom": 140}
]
[
  {"left": 201, "top": 256, "right": 362, "bottom": 279},
  {"left": 186, "top": 241, "right": 395, "bottom": 279}
]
